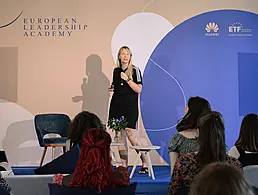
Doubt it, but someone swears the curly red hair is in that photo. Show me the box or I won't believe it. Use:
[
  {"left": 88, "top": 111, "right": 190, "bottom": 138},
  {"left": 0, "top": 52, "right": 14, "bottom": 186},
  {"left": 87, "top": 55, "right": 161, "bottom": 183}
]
[{"left": 70, "top": 128, "right": 112, "bottom": 191}]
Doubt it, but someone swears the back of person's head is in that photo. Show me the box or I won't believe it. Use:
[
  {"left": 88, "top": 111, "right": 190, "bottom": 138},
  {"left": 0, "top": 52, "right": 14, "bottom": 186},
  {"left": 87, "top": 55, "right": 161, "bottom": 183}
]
[
  {"left": 70, "top": 128, "right": 112, "bottom": 191},
  {"left": 190, "top": 162, "right": 254, "bottom": 195},
  {"left": 197, "top": 111, "right": 226, "bottom": 166},
  {"left": 68, "top": 111, "right": 105, "bottom": 146},
  {"left": 235, "top": 113, "right": 258, "bottom": 152},
  {"left": 176, "top": 96, "right": 211, "bottom": 132}
]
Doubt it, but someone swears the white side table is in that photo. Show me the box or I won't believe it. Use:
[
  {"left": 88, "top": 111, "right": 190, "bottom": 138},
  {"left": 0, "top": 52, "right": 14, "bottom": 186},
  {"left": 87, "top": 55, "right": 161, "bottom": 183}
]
[
  {"left": 129, "top": 145, "right": 161, "bottom": 180},
  {"left": 110, "top": 142, "right": 123, "bottom": 166}
]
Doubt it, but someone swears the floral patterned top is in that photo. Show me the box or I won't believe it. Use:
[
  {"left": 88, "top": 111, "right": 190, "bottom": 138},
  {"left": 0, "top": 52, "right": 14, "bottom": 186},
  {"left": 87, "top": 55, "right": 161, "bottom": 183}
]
[
  {"left": 0, "top": 173, "right": 11, "bottom": 192},
  {"left": 53, "top": 166, "right": 129, "bottom": 188},
  {"left": 168, "top": 133, "right": 199, "bottom": 155},
  {"left": 168, "top": 153, "right": 242, "bottom": 195}
]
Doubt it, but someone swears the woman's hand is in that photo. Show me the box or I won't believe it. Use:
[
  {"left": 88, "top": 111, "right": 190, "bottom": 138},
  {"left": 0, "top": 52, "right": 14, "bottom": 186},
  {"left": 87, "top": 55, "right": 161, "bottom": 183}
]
[
  {"left": 120, "top": 72, "right": 128, "bottom": 81},
  {"left": 108, "top": 85, "right": 114, "bottom": 92}
]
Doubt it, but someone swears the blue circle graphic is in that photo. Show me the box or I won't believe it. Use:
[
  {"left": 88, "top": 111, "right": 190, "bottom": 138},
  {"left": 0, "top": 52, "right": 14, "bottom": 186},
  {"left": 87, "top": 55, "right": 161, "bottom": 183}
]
[{"left": 141, "top": 10, "right": 258, "bottom": 163}]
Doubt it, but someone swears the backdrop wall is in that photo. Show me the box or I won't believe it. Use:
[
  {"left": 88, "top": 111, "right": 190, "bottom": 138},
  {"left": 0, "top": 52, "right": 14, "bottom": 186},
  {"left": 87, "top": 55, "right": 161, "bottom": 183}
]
[{"left": 0, "top": 0, "right": 258, "bottom": 165}]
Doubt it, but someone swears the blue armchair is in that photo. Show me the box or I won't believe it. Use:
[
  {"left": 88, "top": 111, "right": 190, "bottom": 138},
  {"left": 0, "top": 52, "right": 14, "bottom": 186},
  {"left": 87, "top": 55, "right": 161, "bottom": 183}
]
[{"left": 34, "top": 114, "right": 71, "bottom": 166}]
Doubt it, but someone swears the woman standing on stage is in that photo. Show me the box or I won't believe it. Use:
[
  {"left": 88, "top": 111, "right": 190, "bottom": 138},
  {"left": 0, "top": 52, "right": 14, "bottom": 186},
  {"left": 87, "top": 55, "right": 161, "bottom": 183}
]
[{"left": 108, "top": 46, "right": 148, "bottom": 174}]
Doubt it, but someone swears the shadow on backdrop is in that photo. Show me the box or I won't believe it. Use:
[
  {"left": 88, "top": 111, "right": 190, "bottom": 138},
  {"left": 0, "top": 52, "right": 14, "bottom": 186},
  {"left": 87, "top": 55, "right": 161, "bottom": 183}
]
[
  {"left": 72, "top": 54, "right": 110, "bottom": 123},
  {"left": 2, "top": 119, "right": 59, "bottom": 165}
]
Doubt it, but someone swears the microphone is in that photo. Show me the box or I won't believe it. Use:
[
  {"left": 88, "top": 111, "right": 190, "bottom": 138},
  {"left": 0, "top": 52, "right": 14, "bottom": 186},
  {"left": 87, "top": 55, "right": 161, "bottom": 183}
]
[{"left": 120, "top": 69, "right": 124, "bottom": 86}]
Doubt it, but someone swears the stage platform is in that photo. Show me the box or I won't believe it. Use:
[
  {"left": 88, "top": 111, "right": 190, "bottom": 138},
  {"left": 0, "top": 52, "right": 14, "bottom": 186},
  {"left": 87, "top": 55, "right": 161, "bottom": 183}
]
[{"left": 11, "top": 166, "right": 170, "bottom": 195}]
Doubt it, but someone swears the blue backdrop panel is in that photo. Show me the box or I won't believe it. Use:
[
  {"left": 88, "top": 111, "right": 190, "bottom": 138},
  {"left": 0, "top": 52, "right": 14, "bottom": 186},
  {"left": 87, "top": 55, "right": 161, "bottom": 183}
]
[
  {"left": 238, "top": 53, "right": 258, "bottom": 116},
  {"left": 140, "top": 10, "right": 258, "bottom": 163}
]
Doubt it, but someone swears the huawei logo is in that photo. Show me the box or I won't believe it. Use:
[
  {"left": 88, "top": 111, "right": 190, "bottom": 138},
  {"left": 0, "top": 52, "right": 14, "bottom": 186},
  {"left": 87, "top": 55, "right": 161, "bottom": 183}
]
[
  {"left": 205, "top": 22, "right": 219, "bottom": 33},
  {"left": 0, "top": 11, "right": 23, "bottom": 29}
]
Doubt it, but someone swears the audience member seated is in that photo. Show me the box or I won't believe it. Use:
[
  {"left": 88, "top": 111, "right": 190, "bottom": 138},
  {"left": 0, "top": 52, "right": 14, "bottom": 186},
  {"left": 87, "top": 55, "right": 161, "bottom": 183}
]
[
  {"left": 67, "top": 111, "right": 106, "bottom": 149},
  {"left": 0, "top": 151, "right": 8, "bottom": 172},
  {"left": 168, "top": 97, "right": 211, "bottom": 175},
  {"left": 189, "top": 162, "right": 256, "bottom": 195},
  {"left": 34, "top": 144, "right": 80, "bottom": 175},
  {"left": 0, "top": 151, "right": 13, "bottom": 176},
  {"left": 34, "top": 111, "right": 105, "bottom": 175},
  {"left": 0, "top": 172, "right": 12, "bottom": 194},
  {"left": 228, "top": 113, "right": 258, "bottom": 167},
  {"left": 168, "top": 111, "right": 242, "bottom": 195},
  {"left": 53, "top": 128, "right": 129, "bottom": 192}
]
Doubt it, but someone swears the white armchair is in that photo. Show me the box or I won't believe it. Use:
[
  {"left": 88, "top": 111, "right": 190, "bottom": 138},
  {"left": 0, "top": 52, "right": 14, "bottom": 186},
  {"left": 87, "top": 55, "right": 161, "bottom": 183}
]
[{"left": 243, "top": 165, "right": 258, "bottom": 188}]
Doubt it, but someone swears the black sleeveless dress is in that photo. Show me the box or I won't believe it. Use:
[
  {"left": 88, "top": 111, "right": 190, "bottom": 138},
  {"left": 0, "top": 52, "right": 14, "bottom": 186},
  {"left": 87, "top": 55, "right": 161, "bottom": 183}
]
[
  {"left": 236, "top": 146, "right": 258, "bottom": 167},
  {"left": 108, "top": 65, "right": 142, "bottom": 129}
]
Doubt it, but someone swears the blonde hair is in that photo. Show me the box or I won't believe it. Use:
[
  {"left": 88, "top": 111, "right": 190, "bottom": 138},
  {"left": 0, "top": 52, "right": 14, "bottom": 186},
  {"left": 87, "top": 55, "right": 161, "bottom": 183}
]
[{"left": 116, "top": 46, "right": 133, "bottom": 79}]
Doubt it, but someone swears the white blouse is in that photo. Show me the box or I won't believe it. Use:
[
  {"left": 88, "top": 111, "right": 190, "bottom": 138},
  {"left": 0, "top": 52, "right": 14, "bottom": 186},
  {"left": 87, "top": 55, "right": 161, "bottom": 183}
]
[{"left": 228, "top": 146, "right": 256, "bottom": 159}]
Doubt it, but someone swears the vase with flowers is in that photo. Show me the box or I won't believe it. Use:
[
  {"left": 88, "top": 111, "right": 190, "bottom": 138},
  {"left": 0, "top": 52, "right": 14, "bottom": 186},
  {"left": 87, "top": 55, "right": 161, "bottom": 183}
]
[{"left": 107, "top": 116, "right": 128, "bottom": 143}]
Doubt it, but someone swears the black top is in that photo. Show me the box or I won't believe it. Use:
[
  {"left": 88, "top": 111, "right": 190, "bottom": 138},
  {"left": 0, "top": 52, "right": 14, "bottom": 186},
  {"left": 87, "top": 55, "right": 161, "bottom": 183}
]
[
  {"left": 112, "top": 65, "right": 142, "bottom": 97},
  {"left": 236, "top": 146, "right": 258, "bottom": 167},
  {"left": 168, "top": 133, "right": 199, "bottom": 155}
]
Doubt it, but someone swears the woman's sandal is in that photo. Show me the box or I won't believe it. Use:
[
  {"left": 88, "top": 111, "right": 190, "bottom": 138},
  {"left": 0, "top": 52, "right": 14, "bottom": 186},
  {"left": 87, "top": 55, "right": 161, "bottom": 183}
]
[{"left": 139, "top": 167, "right": 148, "bottom": 174}]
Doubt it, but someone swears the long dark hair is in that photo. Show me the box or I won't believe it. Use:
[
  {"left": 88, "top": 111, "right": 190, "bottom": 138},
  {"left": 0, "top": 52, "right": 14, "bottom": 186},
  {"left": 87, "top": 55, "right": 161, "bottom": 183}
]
[
  {"left": 70, "top": 128, "right": 112, "bottom": 191},
  {"left": 190, "top": 162, "right": 254, "bottom": 195},
  {"left": 235, "top": 113, "right": 258, "bottom": 152},
  {"left": 197, "top": 111, "right": 226, "bottom": 166},
  {"left": 68, "top": 111, "right": 105, "bottom": 146},
  {"left": 176, "top": 96, "right": 211, "bottom": 132}
]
